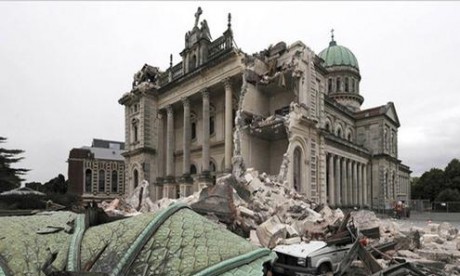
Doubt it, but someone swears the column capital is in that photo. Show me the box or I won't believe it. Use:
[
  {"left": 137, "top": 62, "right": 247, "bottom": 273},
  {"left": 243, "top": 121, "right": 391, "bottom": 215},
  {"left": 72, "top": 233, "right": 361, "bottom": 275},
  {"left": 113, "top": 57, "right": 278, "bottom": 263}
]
[
  {"left": 157, "top": 111, "right": 164, "bottom": 119},
  {"left": 223, "top": 78, "right": 232, "bottom": 89},
  {"left": 201, "top": 88, "right": 209, "bottom": 98},
  {"left": 181, "top": 97, "right": 190, "bottom": 107},
  {"left": 166, "top": 105, "right": 173, "bottom": 115}
]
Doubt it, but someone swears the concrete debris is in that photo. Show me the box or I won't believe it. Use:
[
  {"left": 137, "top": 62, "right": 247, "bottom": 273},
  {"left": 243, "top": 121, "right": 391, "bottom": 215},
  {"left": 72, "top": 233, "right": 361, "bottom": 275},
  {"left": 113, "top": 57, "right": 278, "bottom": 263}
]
[
  {"left": 125, "top": 180, "right": 156, "bottom": 212},
  {"left": 256, "top": 215, "right": 287, "bottom": 249},
  {"left": 438, "top": 222, "right": 459, "bottom": 241},
  {"left": 99, "top": 169, "right": 460, "bottom": 274}
]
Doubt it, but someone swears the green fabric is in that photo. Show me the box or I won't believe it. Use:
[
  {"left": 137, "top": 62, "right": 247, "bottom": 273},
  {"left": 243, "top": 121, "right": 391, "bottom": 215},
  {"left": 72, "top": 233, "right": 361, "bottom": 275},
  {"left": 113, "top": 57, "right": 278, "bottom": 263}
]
[
  {"left": 0, "top": 211, "right": 77, "bottom": 275},
  {"left": 318, "top": 40, "right": 359, "bottom": 69}
]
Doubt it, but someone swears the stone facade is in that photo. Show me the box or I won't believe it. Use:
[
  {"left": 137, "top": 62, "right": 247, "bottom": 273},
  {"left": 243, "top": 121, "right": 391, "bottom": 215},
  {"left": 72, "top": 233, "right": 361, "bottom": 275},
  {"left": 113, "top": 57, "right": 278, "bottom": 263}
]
[
  {"left": 119, "top": 8, "right": 411, "bottom": 210},
  {"left": 68, "top": 138, "right": 125, "bottom": 202}
]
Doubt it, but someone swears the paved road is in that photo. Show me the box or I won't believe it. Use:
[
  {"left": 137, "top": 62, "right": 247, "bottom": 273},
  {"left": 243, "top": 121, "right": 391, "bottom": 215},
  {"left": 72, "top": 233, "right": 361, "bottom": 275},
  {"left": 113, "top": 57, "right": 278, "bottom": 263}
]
[{"left": 381, "top": 211, "right": 460, "bottom": 230}]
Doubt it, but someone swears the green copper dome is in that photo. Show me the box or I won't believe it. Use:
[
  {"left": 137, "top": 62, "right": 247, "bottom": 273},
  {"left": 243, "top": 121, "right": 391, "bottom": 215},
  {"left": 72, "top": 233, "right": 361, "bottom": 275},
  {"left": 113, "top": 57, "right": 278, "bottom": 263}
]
[{"left": 318, "top": 39, "right": 359, "bottom": 70}]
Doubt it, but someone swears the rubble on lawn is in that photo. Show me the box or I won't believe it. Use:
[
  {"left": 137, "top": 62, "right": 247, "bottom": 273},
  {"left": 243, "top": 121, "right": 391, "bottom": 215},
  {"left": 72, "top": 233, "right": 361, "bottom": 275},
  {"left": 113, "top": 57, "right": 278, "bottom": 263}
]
[{"left": 100, "top": 169, "right": 460, "bottom": 275}]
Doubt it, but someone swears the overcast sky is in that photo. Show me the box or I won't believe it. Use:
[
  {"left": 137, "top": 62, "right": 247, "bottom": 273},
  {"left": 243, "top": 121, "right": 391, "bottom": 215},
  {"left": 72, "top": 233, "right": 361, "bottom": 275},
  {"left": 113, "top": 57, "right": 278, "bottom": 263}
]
[{"left": 1, "top": 1, "right": 460, "bottom": 183}]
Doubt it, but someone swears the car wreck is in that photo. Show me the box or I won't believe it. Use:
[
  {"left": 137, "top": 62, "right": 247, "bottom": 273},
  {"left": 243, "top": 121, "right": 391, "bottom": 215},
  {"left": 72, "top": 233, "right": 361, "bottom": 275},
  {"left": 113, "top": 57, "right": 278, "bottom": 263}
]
[{"left": 272, "top": 241, "right": 353, "bottom": 275}]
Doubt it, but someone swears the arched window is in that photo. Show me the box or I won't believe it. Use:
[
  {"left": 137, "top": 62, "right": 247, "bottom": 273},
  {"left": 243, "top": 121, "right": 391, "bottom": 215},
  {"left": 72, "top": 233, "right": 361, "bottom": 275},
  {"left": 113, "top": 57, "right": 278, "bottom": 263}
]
[
  {"left": 384, "top": 171, "right": 388, "bottom": 197},
  {"left": 133, "top": 125, "right": 138, "bottom": 142},
  {"left": 191, "top": 111, "right": 197, "bottom": 140},
  {"left": 384, "top": 128, "right": 388, "bottom": 151},
  {"left": 85, "top": 169, "right": 92, "bottom": 193},
  {"left": 209, "top": 160, "right": 217, "bottom": 184},
  {"left": 328, "top": 78, "right": 332, "bottom": 93},
  {"left": 336, "top": 77, "right": 341, "bottom": 92},
  {"left": 293, "top": 147, "right": 302, "bottom": 192},
  {"left": 98, "top": 170, "right": 105, "bottom": 192},
  {"left": 325, "top": 122, "right": 331, "bottom": 132},
  {"left": 190, "top": 164, "right": 197, "bottom": 175},
  {"left": 347, "top": 133, "right": 352, "bottom": 141},
  {"left": 351, "top": 78, "right": 355, "bottom": 92},
  {"left": 209, "top": 161, "right": 216, "bottom": 172},
  {"left": 209, "top": 104, "right": 216, "bottom": 136},
  {"left": 337, "top": 128, "right": 342, "bottom": 138},
  {"left": 345, "top": 77, "right": 349, "bottom": 92},
  {"left": 133, "top": 169, "right": 139, "bottom": 188},
  {"left": 132, "top": 118, "right": 139, "bottom": 143},
  {"left": 391, "top": 132, "right": 396, "bottom": 154},
  {"left": 189, "top": 54, "right": 197, "bottom": 71},
  {"left": 392, "top": 173, "right": 396, "bottom": 198},
  {"left": 111, "top": 170, "right": 118, "bottom": 193}
]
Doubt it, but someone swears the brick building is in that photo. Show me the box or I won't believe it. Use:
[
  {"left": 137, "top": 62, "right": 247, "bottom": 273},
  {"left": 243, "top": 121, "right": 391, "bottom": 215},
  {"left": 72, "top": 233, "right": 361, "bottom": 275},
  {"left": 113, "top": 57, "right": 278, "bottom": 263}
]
[{"left": 68, "top": 139, "right": 125, "bottom": 202}]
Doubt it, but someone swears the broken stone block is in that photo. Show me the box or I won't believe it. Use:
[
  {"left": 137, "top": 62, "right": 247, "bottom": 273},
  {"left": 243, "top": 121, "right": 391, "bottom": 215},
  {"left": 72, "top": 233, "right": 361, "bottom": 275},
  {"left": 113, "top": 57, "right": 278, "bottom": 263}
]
[
  {"left": 255, "top": 215, "right": 287, "bottom": 249},
  {"left": 424, "top": 223, "right": 440, "bottom": 234},
  {"left": 421, "top": 234, "right": 445, "bottom": 246},
  {"left": 397, "top": 250, "right": 421, "bottom": 259},
  {"left": 283, "top": 237, "right": 301, "bottom": 245},
  {"left": 248, "top": 177, "right": 264, "bottom": 194},
  {"left": 249, "top": 230, "right": 261, "bottom": 246},
  {"left": 332, "top": 208, "right": 344, "bottom": 221},
  {"left": 438, "top": 222, "right": 458, "bottom": 241},
  {"left": 285, "top": 225, "right": 299, "bottom": 238},
  {"left": 351, "top": 210, "right": 380, "bottom": 230},
  {"left": 319, "top": 205, "right": 333, "bottom": 218},
  {"left": 238, "top": 206, "right": 255, "bottom": 218},
  {"left": 305, "top": 208, "right": 323, "bottom": 222},
  {"left": 244, "top": 168, "right": 258, "bottom": 183},
  {"left": 417, "top": 249, "right": 457, "bottom": 264},
  {"left": 244, "top": 69, "right": 261, "bottom": 84},
  {"left": 125, "top": 180, "right": 154, "bottom": 211},
  {"left": 394, "top": 233, "right": 412, "bottom": 251},
  {"left": 190, "top": 174, "right": 238, "bottom": 224},
  {"left": 410, "top": 226, "right": 425, "bottom": 236},
  {"left": 379, "top": 220, "right": 399, "bottom": 237}
]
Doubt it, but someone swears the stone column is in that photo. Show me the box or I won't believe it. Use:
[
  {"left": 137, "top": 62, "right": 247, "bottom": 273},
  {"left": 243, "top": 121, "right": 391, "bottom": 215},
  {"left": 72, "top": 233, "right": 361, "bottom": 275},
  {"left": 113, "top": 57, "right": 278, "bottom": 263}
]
[
  {"left": 166, "top": 105, "right": 174, "bottom": 178},
  {"left": 157, "top": 112, "right": 165, "bottom": 178},
  {"left": 327, "top": 154, "right": 335, "bottom": 206},
  {"left": 201, "top": 89, "right": 210, "bottom": 174},
  {"left": 363, "top": 164, "right": 368, "bottom": 206},
  {"left": 347, "top": 160, "right": 352, "bottom": 206},
  {"left": 342, "top": 158, "right": 348, "bottom": 206},
  {"left": 224, "top": 78, "right": 233, "bottom": 172},
  {"left": 182, "top": 97, "right": 191, "bottom": 176},
  {"left": 353, "top": 161, "right": 358, "bottom": 206},
  {"left": 357, "top": 163, "right": 362, "bottom": 207},
  {"left": 335, "top": 156, "right": 342, "bottom": 206}
]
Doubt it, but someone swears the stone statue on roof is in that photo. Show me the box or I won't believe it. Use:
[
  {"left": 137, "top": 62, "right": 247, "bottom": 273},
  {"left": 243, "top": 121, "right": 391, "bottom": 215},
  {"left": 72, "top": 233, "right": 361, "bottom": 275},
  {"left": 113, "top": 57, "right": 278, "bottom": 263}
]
[
  {"left": 200, "top": 19, "right": 212, "bottom": 40},
  {"left": 132, "top": 63, "right": 160, "bottom": 89}
]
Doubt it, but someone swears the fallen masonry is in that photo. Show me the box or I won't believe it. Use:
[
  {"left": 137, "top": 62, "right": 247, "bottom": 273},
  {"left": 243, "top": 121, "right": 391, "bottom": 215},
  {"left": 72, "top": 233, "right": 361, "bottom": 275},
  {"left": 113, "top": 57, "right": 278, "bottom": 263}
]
[{"left": 101, "top": 169, "right": 460, "bottom": 275}]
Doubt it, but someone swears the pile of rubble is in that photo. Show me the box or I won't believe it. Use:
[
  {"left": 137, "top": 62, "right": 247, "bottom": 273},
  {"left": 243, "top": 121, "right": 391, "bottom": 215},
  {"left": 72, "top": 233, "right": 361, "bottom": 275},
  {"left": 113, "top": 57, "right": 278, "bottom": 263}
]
[{"left": 100, "top": 170, "right": 460, "bottom": 274}]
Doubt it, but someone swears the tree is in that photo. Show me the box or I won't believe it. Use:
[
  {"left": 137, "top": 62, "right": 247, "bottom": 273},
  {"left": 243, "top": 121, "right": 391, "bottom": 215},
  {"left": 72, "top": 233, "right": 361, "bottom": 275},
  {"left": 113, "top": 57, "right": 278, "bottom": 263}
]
[
  {"left": 0, "top": 137, "right": 28, "bottom": 192},
  {"left": 410, "top": 177, "right": 422, "bottom": 199},
  {"left": 444, "top": 158, "right": 460, "bottom": 191},
  {"left": 416, "top": 168, "right": 445, "bottom": 202},
  {"left": 435, "top": 188, "right": 460, "bottom": 202}
]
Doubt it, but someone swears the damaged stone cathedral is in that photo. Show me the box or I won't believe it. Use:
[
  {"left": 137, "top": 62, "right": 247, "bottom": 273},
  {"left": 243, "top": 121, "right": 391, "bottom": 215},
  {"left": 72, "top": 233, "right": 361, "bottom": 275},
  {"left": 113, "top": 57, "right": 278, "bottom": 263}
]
[{"left": 118, "top": 8, "right": 411, "bottom": 210}]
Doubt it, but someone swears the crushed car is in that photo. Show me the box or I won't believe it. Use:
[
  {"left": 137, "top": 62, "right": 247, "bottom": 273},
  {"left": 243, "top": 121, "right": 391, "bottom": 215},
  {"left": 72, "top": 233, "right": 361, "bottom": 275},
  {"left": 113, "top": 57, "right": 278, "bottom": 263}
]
[{"left": 271, "top": 240, "right": 353, "bottom": 275}]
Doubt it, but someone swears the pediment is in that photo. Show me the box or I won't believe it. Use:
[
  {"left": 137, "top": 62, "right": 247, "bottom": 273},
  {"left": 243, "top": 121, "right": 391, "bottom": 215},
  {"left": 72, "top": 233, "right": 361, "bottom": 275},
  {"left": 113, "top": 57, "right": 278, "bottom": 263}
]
[{"left": 385, "top": 102, "right": 400, "bottom": 127}]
